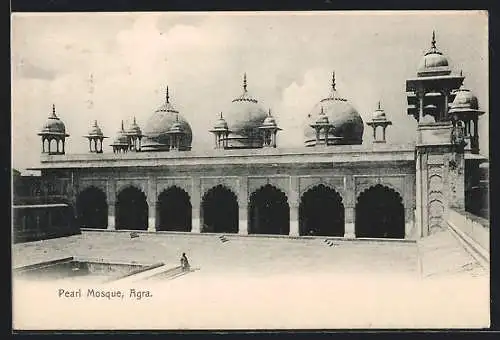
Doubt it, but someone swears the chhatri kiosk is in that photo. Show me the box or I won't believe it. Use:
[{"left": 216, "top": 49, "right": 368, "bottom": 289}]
[{"left": 18, "top": 32, "right": 487, "bottom": 242}]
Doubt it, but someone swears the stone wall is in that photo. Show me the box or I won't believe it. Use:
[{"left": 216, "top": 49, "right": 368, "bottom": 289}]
[
  {"left": 62, "top": 160, "right": 417, "bottom": 239},
  {"left": 447, "top": 209, "right": 489, "bottom": 252}
]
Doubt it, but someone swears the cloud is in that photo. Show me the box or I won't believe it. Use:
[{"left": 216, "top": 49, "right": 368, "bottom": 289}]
[
  {"left": 11, "top": 11, "right": 489, "bottom": 171},
  {"left": 14, "top": 59, "right": 56, "bottom": 80}
]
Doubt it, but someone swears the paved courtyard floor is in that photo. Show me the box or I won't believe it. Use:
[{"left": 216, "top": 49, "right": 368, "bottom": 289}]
[{"left": 12, "top": 228, "right": 489, "bottom": 330}]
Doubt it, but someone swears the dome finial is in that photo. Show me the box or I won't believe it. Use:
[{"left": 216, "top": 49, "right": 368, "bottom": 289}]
[
  {"left": 220, "top": 111, "right": 223, "bottom": 119},
  {"left": 320, "top": 106, "right": 325, "bottom": 115},
  {"left": 166, "top": 86, "right": 170, "bottom": 103},
  {"left": 331, "top": 71, "right": 336, "bottom": 92},
  {"left": 133, "top": 116, "right": 137, "bottom": 124},
  {"left": 268, "top": 108, "right": 272, "bottom": 117},
  {"left": 51, "top": 104, "right": 57, "bottom": 118},
  {"left": 93, "top": 119, "right": 98, "bottom": 126},
  {"left": 176, "top": 112, "right": 179, "bottom": 122},
  {"left": 243, "top": 73, "right": 247, "bottom": 92},
  {"left": 121, "top": 120, "right": 124, "bottom": 131},
  {"left": 378, "top": 101, "right": 381, "bottom": 110},
  {"left": 431, "top": 30, "right": 437, "bottom": 50}
]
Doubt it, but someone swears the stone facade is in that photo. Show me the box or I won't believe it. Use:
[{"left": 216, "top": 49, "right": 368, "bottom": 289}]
[
  {"left": 415, "top": 122, "right": 467, "bottom": 237},
  {"left": 33, "top": 145, "right": 422, "bottom": 239},
  {"left": 17, "top": 32, "right": 488, "bottom": 243}
]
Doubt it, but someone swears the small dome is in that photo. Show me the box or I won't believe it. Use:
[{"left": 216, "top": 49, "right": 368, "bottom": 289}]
[
  {"left": 304, "top": 72, "right": 364, "bottom": 146},
  {"left": 168, "top": 116, "right": 184, "bottom": 134},
  {"left": 39, "top": 104, "right": 68, "bottom": 136},
  {"left": 87, "top": 120, "right": 104, "bottom": 137},
  {"left": 111, "top": 121, "right": 130, "bottom": 146},
  {"left": 142, "top": 87, "right": 193, "bottom": 150},
  {"left": 212, "top": 112, "right": 229, "bottom": 130},
  {"left": 418, "top": 52, "right": 449, "bottom": 70},
  {"left": 371, "top": 102, "right": 387, "bottom": 120},
  {"left": 313, "top": 107, "right": 330, "bottom": 125},
  {"left": 449, "top": 88, "right": 480, "bottom": 112},
  {"left": 126, "top": 117, "right": 142, "bottom": 136},
  {"left": 417, "top": 31, "right": 451, "bottom": 77},
  {"left": 262, "top": 109, "right": 278, "bottom": 128}
]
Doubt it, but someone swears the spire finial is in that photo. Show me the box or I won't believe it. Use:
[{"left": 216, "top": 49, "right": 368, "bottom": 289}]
[
  {"left": 166, "top": 86, "right": 170, "bottom": 103},
  {"left": 243, "top": 73, "right": 247, "bottom": 92},
  {"left": 431, "top": 30, "right": 436, "bottom": 49},
  {"left": 331, "top": 71, "right": 336, "bottom": 92}
]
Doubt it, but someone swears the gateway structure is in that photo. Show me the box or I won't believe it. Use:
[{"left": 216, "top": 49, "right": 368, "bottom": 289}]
[{"left": 13, "top": 33, "right": 488, "bottom": 242}]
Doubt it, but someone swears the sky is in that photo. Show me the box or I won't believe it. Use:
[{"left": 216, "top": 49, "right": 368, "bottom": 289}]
[{"left": 11, "top": 11, "right": 489, "bottom": 171}]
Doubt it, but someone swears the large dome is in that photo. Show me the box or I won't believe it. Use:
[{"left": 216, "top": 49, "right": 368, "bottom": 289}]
[
  {"left": 142, "top": 87, "right": 193, "bottom": 151},
  {"left": 222, "top": 74, "right": 268, "bottom": 148},
  {"left": 304, "top": 73, "right": 364, "bottom": 146},
  {"left": 417, "top": 31, "right": 451, "bottom": 77}
]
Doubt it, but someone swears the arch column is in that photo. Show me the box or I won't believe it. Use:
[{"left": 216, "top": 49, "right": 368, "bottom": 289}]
[
  {"left": 344, "top": 206, "right": 355, "bottom": 238},
  {"left": 107, "top": 180, "right": 116, "bottom": 230},
  {"left": 417, "top": 88, "right": 424, "bottom": 122},
  {"left": 147, "top": 176, "right": 157, "bottom": 232},
  {"left": 238, "top": 177, "right": 248, "bottom": 235},
  {"left": 191, "top": 176, "right": 201, "bottom": 233},
  {"left": 405, "top": 206, "right": 414, "bottom": 238},
  {"left": 344, "top": 175, "right": 355, "bottom": 238},
  {"left": 289, "top": 176, "right": 299, "bottom": 236},
  {"left": 148, "top": 203, "right": 157, "bottom": 232}
]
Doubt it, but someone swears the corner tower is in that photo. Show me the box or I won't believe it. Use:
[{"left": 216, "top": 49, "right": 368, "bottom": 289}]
[
  {"left": 406, "top": 31, "right": 464, "bottom": 123},
  {"left": 409, "top": 31, "right": 469, "bottom": 238}
]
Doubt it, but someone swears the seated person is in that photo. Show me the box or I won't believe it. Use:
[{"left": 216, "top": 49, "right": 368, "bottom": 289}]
[{"left": 180, "top": 253, "right": 190, "bottom": 271}]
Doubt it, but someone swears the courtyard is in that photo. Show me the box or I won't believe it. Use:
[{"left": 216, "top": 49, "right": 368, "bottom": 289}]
[{"left": 12, "top": 228, "right": 489, "bottom": 330}]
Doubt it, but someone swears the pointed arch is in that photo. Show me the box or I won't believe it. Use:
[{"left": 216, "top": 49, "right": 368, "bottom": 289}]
[
  {"left": 49, "top": 139, "right": 57, "bottom": 153},
  {"left": 76, "top": 186, "right": 108, "bottom": 229},
  {"left": 355, "top": 184, "right": 405, "bottom": 239},
  {"left": 116, "top": 186, "right": 148, "bottom": 230},
  {"left": 249, "top": 184, "right": 290, "bottom": 235},
  {"left": 157, "top": 186, "right": 192, "bottom": 232},
  {"left": 201, "top": 185, "right": 239, "bottom": 233},
  {"left": 299, "top": 184, "right": 345, "bottom": 236},
  {"left": 43, "top": 138, "right": 50, "bottom": 153}
]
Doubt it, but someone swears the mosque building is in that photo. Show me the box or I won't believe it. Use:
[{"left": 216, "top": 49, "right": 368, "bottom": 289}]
[{"left": 12, "top": 32, "right": 489, "bottom": 243}]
